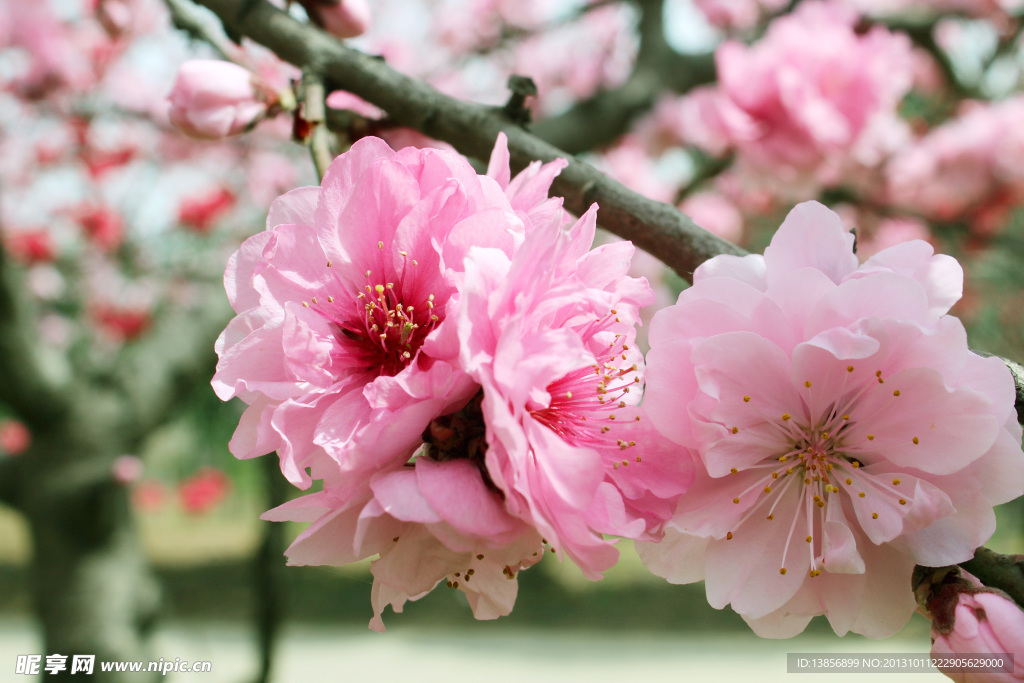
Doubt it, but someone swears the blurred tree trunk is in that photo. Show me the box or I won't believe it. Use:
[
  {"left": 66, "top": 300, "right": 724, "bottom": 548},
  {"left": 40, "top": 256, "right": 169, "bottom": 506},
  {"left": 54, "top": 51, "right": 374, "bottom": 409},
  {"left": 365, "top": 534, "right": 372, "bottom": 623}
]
[{"left": 19, "top": 391, "right": 161, "bottom": 682}]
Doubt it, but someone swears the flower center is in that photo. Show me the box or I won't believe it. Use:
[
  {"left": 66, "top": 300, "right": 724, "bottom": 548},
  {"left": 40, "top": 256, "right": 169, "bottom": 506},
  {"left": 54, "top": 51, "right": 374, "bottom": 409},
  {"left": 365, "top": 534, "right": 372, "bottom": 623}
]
[
  {"left": 303, "top": 261, "right": 441, "bottom": 378},
  {"left": 530, "top": 310, "right": 644, "bottom": 467},
  {"left": 422, "top": 390, "right": 487, "bottom": 463},
  {"left": 724, "top": 365, "right": 917, "bottom": 578}
]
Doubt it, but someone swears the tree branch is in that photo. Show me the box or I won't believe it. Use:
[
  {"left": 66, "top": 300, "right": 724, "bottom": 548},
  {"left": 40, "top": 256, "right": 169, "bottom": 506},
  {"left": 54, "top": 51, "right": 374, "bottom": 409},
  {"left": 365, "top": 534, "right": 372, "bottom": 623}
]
[{"left": 191, "top": 0, "right": 745, "bottom": 280}]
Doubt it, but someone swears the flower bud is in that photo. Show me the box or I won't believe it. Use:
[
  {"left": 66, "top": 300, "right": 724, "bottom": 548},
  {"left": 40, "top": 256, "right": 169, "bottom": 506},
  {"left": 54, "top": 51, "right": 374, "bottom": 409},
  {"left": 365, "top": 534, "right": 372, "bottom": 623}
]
[
  {"left": 167, "top": 60, "right": 278, "bottom": 140},
  {"left": 922, "top": 567, "right": 1024, "bottom": 682},
  {"left": 301, "top": 0, "right": 371, "bottom": 39}
]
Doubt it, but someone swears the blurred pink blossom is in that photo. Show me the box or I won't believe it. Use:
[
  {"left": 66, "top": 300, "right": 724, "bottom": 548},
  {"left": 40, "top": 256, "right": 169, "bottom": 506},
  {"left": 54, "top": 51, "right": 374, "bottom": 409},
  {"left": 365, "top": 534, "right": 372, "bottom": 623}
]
[
  {"left": 178, "top": 187, "right": 236, "bottom": 233},
  {"left": 178, "top": 467, "right": 231, "bottom": 515},
  {"left": 887, "top": 97, "right": 1024, "bottom": 227},
  {"left": 3, "top": 229, "right": 56, "bottom": 264},
  {"left": 638, "top": 201, "right": 1024, "bottom": 638},
  {"left": 677, "top": 2, "right": 914, "bottom": 189},
  {"left": 72, "top": 204, "right": 125, "bottom": 252},
  {"left": 0, "top": 420, "right": 31, "bottom": 455},
  {"left": 112, "top": 455, "right": 144, "bottom": 485},
  {"left": 679, "top": 191, "right": 744, "bottom": 243}
]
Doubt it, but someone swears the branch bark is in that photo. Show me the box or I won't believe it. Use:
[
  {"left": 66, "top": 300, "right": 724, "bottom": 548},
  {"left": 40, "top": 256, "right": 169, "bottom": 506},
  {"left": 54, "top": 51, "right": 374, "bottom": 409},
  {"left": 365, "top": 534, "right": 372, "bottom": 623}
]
[{"left": 192, "top": 0, "right": 746, "bottom": 280}]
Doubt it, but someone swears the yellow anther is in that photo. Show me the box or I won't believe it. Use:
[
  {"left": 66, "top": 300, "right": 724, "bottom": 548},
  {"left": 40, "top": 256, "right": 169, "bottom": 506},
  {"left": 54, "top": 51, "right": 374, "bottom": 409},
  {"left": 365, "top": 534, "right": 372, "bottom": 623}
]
[
  {"left": 899, "top": 499, "right": 907, "bottom": 505},
  {"left": 782, "top": 413, "right": 791, "bottom": 421},
  {"left": 858, "top": 492, "right": 866, "bottom": 498},
  {"left": 733, "top": 498, "right": 740, "bottom": 504},
  {"left": 872, "top": 512, "right": 879, "bottom": 519},
  {"left": 912, "top": 437, "right": 919, "bottom": 445},
  {"left": 726, "top": 532, "right": 733, "bottom": 540},
  {"left": 893, "top": 390, "right": 901, "bottom": 397},
  {"left": 779, "top": 568, "right": 787, "bottom": 575},
  {"left": 867, "top": 434, "right": 874, "bottom": 441},
  {"left": 892, "top": 479, "right": 901, "bottom": 486},
  {"left": 847, "top": 366, "right": 854, "bottom": 372},
  {"left": 743, "top": 395, "right": 751, "bottom": 402},
  {"left": 731, "top": 427, "right": 739, "bottom": 434},
  {"left": 805, "top": 381, "right": 812, "bottom": 388}
]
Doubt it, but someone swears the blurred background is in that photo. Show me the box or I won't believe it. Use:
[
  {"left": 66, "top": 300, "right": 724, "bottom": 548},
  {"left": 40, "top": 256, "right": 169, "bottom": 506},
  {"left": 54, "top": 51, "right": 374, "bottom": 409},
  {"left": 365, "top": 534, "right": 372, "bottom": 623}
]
[{"left": 1, "top": 0, "right": 1023, "bottom": 680}]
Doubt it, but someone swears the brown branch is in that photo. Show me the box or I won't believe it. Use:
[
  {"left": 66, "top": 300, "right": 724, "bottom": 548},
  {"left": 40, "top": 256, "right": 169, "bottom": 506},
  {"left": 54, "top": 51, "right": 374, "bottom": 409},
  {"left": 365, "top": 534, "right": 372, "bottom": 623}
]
[{"left": 191, "top": 0, "right": 745, "bottom": 280}]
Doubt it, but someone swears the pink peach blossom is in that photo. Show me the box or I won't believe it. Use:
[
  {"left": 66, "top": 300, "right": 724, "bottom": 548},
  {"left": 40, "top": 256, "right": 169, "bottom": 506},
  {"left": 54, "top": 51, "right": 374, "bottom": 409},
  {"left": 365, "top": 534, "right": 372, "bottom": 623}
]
[
  {"left": 638, "top": 201, "right": 1024, "bottom": 639},
  {"left": 213, "top": 136, "right": 554, "bottom": 493},
  {"left": 454, "top": 204, "right": 692, "bottom": 578},
  {"left": 267, "top": 447, "right": 544, "bottom": 631},
  {"left": 167, "top": 60, "right": 279, "bottom": 140}
]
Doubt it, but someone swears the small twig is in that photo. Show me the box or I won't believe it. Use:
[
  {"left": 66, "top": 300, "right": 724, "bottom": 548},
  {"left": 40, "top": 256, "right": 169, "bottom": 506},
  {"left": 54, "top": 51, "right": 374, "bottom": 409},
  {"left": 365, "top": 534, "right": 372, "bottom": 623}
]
[
  {"left": 302, "top": 72, "right": 334, "bottom": 182},
  {"left": 163, "top": 0, "right": 241, "bottom": 62}
]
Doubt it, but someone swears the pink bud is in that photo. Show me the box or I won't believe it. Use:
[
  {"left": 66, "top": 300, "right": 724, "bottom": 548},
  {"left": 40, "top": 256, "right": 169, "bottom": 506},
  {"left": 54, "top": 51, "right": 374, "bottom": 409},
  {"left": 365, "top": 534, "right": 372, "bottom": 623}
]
[
  {"left": 928, "top": 574, "right": 1024, "bottom": 682},
  {"left": 0, "top": 419, "right": 30, "bottom": 455},
  {"left": 304, "top": 0, "right": 371, "bottom": 39},
  {"left": 167, "top": 60, "right": 278, "bottom": 140}
]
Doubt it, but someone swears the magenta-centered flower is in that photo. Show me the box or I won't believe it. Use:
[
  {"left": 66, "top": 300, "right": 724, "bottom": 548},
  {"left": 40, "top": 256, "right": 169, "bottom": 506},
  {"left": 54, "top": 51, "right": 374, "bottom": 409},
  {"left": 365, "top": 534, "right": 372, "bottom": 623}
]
[
  {"left": 638, "top": 201, "right": 1024, "bottom": 638},
  {"left": 457, "top": 205, "right": 692, "bottom": 577},
  {"left": 213, "top": 137, "right": 526, "bottom": 492}
]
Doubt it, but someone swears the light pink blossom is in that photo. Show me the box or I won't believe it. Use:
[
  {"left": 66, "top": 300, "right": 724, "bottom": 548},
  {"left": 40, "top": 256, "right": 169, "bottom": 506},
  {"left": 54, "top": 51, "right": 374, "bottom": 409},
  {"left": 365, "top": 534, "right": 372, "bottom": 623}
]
[
  {"left": 167, "top": 60, "right": 279, "bottom": 140},
  {"left": 267, "top": 447, "right": 545, "bottom": 632},
  {"left": 638, "top": 201, "right": 1024, "bottom": 638}
]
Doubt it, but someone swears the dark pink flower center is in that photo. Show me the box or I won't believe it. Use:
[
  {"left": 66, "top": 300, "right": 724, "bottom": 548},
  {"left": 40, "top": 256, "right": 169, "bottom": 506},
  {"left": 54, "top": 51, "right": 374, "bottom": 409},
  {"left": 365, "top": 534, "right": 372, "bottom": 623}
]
[
  {"left": 530, "top": 311, "right": 643, "bottom": 461},
  {"left": 304, "top": 261, "right": 441, "bottom": 378}
]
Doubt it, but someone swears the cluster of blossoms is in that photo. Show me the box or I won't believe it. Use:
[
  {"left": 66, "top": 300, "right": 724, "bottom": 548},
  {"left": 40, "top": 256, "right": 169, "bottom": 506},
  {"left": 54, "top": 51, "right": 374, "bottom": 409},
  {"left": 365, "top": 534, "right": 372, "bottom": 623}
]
[
  {"left": 215, "top": 138, "right": 1023, "bottom": 643},
  {"left": 213, "top": 135, "right": 691, "bottom": 629}
]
